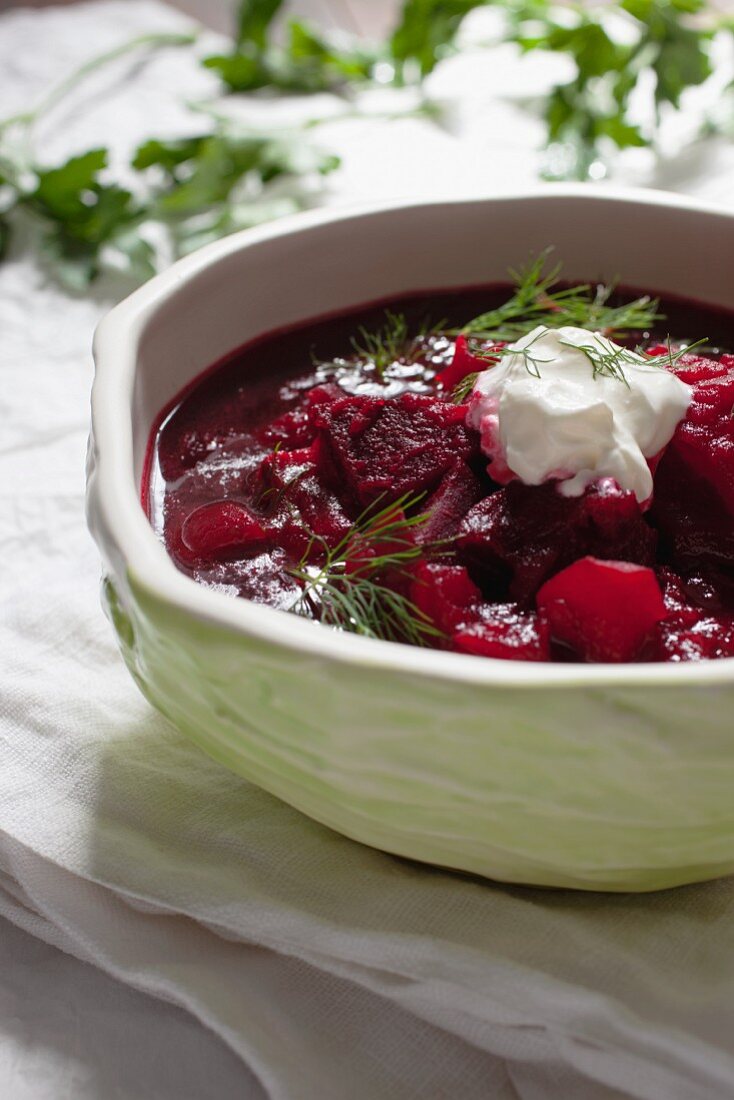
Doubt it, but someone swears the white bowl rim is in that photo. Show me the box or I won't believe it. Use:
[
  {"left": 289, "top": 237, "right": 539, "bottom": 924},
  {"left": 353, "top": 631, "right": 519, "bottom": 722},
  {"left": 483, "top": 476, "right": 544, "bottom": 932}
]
[{"left": 90, "top": 184, "right": 734, "bottom": 689}]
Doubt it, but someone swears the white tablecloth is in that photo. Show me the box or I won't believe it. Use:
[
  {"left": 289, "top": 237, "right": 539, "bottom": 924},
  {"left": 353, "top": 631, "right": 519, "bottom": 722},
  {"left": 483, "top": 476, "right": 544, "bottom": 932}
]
[{"left": 2, "top": 3, "right": 734, "bottom": 1098}]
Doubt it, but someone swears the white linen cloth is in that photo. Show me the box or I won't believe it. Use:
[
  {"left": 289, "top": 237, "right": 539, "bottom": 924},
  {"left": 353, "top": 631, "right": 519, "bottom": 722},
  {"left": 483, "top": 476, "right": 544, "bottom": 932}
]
[{"left": 2, "top": 2, "right": 734, "bottom": 1097}]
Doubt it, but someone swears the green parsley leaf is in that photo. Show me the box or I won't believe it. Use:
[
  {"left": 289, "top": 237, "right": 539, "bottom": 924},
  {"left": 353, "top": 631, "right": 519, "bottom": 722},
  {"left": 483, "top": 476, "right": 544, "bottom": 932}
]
[
  {"left": 27, "top": 149, "right": 139, "bottom": 288},
  {"left": 390, "top": 0, "right": 487, "bottom": 79},
  {"left": 236, "top": 0, "right": 284, "bottom": 50}
]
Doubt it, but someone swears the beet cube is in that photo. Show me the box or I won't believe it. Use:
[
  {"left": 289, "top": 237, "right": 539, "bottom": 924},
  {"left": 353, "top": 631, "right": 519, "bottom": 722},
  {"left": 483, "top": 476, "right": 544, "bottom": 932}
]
[
  {"left": 536, "top": 557, "right": 667, "bottom": 663},
  {"left": 458, "top": 480, "right": 656, "bottom": 604},
  {"left": 255, "top": 384, "right": 345, "bottom": 450},
  {"left": 418, "top": 461, "right": 483, "bottom": 545},
  {"left": 454, "top": 605, "right": 551, "bottom": 661},
  {"left": 434, "top": 335, "right": 502, "bottom": 394},
  {"left": 410, "top": 561, "right": 481, "bottom": 635},
  {"left": 181, "top": 501, "right": 268, "bottom": 560},
  {"left": 258, "top": 443, "right": 352, "bottom": 559},
  {"left": 652, "top": 355, "right": 734, "bottom": 577},
  {"left": 316, "top": 392, "right": 476, "bottom": 506},
  {"left": 644, "top": 613, "right": 734, "bottom": 662}
]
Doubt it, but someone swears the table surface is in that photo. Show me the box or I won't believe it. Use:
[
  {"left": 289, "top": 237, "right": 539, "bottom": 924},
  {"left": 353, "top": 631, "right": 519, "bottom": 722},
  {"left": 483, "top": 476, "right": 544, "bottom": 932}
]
[{"left": 1, "top": 2, "right": 733, "bottom": 1098}]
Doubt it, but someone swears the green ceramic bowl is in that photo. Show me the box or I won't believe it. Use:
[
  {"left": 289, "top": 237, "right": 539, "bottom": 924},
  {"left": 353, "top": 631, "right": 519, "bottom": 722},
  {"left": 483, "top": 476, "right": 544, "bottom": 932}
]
[{"left": 87, "top": 188, "right": 734, "bottom": 892}]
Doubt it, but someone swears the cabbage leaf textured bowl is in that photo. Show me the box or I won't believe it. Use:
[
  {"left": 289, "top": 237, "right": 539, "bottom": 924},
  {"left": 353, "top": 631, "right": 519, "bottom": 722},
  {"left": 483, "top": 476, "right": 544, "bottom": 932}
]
[{"left": 87, "top": 189, "right": 734, "bottom": 892}]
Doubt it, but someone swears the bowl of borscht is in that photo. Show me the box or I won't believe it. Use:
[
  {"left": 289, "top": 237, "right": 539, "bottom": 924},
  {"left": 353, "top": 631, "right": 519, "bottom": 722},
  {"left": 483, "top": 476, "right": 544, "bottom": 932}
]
[{"left": 87, "top": 187, "right": 734, "bottom": 892}]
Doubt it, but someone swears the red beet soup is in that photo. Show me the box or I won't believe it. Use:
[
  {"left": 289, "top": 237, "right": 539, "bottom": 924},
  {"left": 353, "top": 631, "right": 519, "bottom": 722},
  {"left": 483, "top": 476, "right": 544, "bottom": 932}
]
[{"left": 145, "top": 274, "right": 734, "bottom": 664}]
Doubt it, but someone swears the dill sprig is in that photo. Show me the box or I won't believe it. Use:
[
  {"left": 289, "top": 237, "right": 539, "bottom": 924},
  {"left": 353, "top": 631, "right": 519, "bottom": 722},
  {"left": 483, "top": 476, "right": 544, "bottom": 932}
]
[
  {"left": 559, "top": 334, "right": 708, "bottom": 388},
  {"left": 462, "top": 328, "right": 708, "bottom": 390},
  {"left": 583, "top": 282, "right": 663, "bottom": 338},
  {"left": 460, "top": 250, "right": 661, "bottom": 342},
  {"left": 287, "top": 493, "right": 445, "bottom": 645},
  {"left": 451, "top": 371, "right": 479, "bottom": 404},
  {"left": 350, "top": 310, "right": 439, "bottom": 380}
]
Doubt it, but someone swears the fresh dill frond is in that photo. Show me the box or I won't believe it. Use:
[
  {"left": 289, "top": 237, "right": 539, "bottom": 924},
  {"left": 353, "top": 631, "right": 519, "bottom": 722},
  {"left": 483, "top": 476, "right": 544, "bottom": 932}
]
[
  {"left": 287, "top": 492, "right": 445, "bottom": 645},
  {"left": 559, "top": 334, "right": 708, "bottom": 388},
  {"left": 351, "top": 310, "right": 412, "bottom": 378},
  {"left": 584, "top": 282, "right": 662, "bottom": 338},
  {"left": 348, "top": 311, "right": 445, "bottom": 380},
  {"left": 559, "top": 336, "right": 636, "bottom": 388},
  {"left": 451, "top": 371, "right": 479, "bottom": 404},
  {"left": 459, "top": 251, "right": 662, "bottom": 342}
]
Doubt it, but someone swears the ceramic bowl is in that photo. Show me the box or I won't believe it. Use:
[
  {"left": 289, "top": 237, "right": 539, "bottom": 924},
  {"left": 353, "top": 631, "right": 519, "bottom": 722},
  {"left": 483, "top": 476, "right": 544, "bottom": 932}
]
[{"left": 87, "top": 187, "right": 734, "bottom": 892}]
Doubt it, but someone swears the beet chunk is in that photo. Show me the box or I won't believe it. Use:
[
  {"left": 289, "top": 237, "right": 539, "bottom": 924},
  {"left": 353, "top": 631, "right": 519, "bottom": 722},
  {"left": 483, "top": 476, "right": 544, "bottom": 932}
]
[
  {"left": 652, "top": 354, "right": 734, "bottom": 584},
  {"left": 643, "top": 566, "right": 734, "bottom": 661},
  {"left": 181, "top": 501, "right": 268, "bottom": 560},
  {"left": 258, "top": 442, "right": 352, "bottom": 559},
  {"left": 645, "top": 613, "right": 734, "bottom": 661},
  {"left": 418, "top": 461, "right": 483, "bottom": 545},
  {"left": 434, "top": 335, "right": 503, "bottom": 394},
  {"left": 454, "top": 606, "right": 551, "bottom": 662},
  {"left": 316, "top": 392, "right": 476, "bottom": 506},
  {"left": 411, "top": 563, "right": 550, "bottom": 661},
  {"left": 410, "top": 561, "right": 482, "bottom": 636},
  {"left": 458, "top": 479, "right": 656, "bottom": 604},
  {"left": 537, "top": 557, "right": 667, "bottom": 663},
  {"left": 255, "top": 383, "right": 345, "bottom": 450}
]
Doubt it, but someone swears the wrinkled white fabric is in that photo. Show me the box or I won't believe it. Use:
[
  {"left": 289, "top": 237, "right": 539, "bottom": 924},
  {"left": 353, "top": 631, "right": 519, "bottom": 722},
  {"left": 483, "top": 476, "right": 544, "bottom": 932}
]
[{"left": 2, "top": 2, "right": 734, "bottom": 1098}]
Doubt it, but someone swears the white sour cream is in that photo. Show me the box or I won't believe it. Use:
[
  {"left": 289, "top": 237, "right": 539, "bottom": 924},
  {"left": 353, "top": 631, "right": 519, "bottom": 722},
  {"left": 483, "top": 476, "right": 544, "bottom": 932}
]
[{"left": 467, "top": 325, "right": 692, "bottom": 505}]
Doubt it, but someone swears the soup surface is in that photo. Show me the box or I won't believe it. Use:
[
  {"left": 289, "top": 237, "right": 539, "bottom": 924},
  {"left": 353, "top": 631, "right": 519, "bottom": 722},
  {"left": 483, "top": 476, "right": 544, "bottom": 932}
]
[{"left": 146, "top": 277, "right": 734, "bottom": 663}]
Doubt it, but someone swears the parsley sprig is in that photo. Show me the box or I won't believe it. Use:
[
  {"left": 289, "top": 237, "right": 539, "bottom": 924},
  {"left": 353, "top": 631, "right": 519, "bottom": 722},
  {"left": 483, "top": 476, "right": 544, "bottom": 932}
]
[
  {"left": 0, "top": 31, "right": 339, "bottom": 289},
  {"left": 503, "top": 0, "right": 729, "bottom": 179},
  {"left": 204, "top": 0, "right": 487, "bottom": 95}
]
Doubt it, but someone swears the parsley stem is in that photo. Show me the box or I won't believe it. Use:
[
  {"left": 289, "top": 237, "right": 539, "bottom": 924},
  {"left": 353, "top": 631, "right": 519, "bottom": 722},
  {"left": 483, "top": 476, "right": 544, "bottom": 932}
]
[{"left": 0, "top": 31, "right": 197, "bottom": 138}]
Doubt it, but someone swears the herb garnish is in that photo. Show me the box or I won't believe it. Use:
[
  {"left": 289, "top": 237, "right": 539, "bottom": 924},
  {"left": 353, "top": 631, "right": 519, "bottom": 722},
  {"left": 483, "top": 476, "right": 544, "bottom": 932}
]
[
  {"left": 288, "top": 493, "right": 445, "bottom": 645},
  {"left": 350, "top": 311, "right": 443, "bottom": 380},
  {"left": 564, "top": 334, "right": 708, "bottom": 387},
  {"left": 459, "top": 251, "right": 661, "bottom": 343},
  {"left": 450, "top": 372, "right": 479, "bottom": 404}
]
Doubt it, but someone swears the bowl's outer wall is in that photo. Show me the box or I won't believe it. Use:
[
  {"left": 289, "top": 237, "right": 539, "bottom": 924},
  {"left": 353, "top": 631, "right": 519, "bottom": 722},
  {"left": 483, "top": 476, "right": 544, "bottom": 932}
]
[
  {"left": 107, "top": 573, "right": 734, "bottom": 892},
  {"left": 91, "top": 193, "right": 734, "bottom": 891}
]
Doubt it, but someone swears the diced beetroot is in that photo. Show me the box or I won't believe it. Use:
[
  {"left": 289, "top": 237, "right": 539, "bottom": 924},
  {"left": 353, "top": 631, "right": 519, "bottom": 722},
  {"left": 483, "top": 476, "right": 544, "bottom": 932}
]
[
  {"left": 255, "top": 406, "right": 314, "bottom": 449},
  {"left": 536, "top": 557, "right": 667, "bottom": 663},
  {"left": 644, "top": 565, "right": 734, "bottom": 661},
  {"left": 255, "top": 384, "right": 345, "bottom": 449},
  {"left": 644, "top": 613, "right": 734, "bottom": 661},
  {"left": 668, "top": 351, "right": 730, "bottom": 385},
  {"left": 434, "top": 335, "right": 503, "bottom": 394},
  {"left": 458, "top": 479, "right": 656, "bottom": 604},
  {"left": 181, "top": 501, "right": 268, "bottom": 560},
  {"left": 418, "top": 461, "right": 483, "bottom": 545},
  {"left": 316, "top": 392, "right": 477, "bottom": 505},
  {"left": 307, "top": 382, "right": 344, "bottom": 410},
  {"left": 454, "top": 605, "right": 551, "bottom": 662},
  {"left": 652, "top": 355, "right": 734, "bottom": 580},
  {"left": 344, "top": 504, "right": 414, "bottom": 576},
  {"left": 664, "top": 352, "right": 734, "bottom": 510},
  {"left": 410, "top": 561, "right": 481, "bottom": 635},
  {"left": 258, "top": 443, "right": 352, "bottom": 558}
]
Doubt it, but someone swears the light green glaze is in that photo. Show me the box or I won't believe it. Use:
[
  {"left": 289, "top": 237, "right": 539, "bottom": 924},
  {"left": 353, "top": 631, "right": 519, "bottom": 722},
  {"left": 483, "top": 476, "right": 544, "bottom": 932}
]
[{"left": 104, "top": 572, "right": 734, "bottom": 893}]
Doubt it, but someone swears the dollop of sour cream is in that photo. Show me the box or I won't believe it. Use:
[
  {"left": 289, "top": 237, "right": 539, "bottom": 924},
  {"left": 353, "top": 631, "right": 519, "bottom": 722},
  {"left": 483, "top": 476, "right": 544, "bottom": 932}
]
[{"left": 467, "top": 325, "right": 692, "bottom": 505}]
